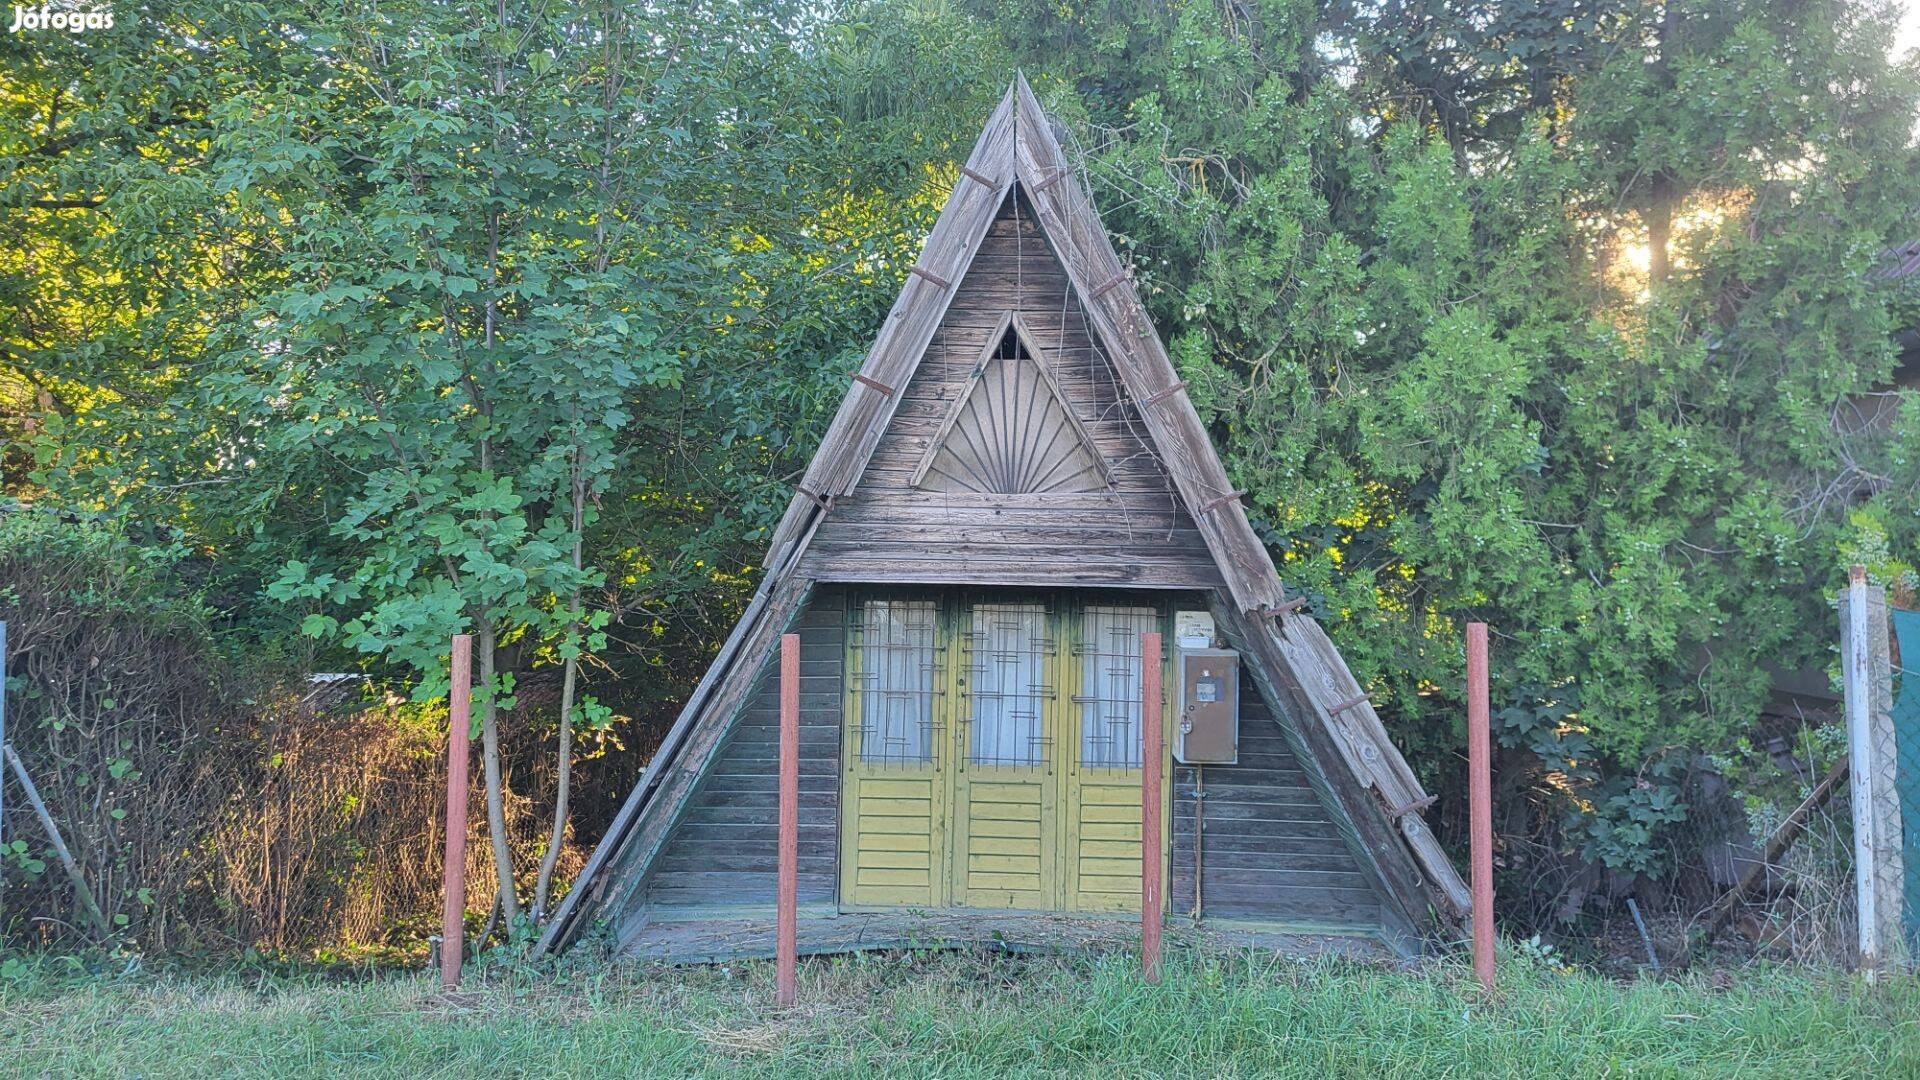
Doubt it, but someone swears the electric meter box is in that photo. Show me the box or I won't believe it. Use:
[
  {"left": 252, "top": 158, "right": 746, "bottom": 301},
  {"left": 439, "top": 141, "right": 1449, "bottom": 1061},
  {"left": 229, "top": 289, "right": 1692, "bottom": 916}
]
[{"left": 1174, "top": 647, "right": 1239, "bottom": 765}]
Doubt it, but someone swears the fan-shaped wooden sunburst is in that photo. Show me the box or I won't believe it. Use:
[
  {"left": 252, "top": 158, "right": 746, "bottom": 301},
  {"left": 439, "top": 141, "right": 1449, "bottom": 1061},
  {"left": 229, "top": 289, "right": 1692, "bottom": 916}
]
[{"left": 911, "top": 314, "right": 1114, "bottom": 495}]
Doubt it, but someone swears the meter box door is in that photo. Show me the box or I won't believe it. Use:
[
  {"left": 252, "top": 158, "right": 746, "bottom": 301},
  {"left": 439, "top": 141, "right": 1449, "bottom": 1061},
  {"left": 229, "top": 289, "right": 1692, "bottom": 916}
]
[{"left": 1175, "top": 648, "right": 1239, "bottom": 765}]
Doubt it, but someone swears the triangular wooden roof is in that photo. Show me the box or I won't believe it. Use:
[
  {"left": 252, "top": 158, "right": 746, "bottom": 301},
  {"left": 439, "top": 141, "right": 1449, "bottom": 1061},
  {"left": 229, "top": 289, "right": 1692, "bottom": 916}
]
[
  {"left": 536, "top": 76, "right": 1468, "bottom": 956},
  {"left": 763, "top": 75, "right": 1283, "bottom": 613}
]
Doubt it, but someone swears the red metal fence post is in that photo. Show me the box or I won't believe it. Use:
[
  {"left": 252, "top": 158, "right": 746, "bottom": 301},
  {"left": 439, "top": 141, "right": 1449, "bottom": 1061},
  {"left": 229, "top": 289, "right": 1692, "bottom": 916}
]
[
  {"left": 776, "top": 633, "right": 801, "bottom": 1006},
  {"left": 1467, "top": 621, "right": 1495, "bottom": 993},
  {"left": 441, "top": 633, "right": 473, "bottom": 992},
  {"left": 1141, "top": 631, "right": 1164, "bottom": 985}
]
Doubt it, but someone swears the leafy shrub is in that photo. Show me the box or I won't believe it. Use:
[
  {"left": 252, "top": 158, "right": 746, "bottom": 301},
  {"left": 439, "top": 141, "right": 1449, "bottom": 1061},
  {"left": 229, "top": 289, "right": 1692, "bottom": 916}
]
[{"left": 0, "top": 506, "right": 230, "bottom": 950}]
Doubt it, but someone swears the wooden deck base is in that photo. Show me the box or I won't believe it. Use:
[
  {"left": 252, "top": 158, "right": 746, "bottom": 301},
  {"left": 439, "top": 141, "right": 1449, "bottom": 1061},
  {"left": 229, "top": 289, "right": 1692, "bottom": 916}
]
[{"left": 622, "top": 909, "right": 1396, "bottom": 965}]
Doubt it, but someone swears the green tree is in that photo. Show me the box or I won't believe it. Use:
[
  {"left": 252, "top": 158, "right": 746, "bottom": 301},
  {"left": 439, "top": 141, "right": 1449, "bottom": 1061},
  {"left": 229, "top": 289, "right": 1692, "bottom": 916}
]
[
  {"left": 967, "top": 0, "right": 1920, "bottom": 870},
  {"left": 9, "top": 0, "right": 1917, "bottom": 928},
  {"left": 5, "top": 0, "right": 1005, "bottom": 935},
  {"left": 227, "top": 0, "right": 872, "bottom": 928}
]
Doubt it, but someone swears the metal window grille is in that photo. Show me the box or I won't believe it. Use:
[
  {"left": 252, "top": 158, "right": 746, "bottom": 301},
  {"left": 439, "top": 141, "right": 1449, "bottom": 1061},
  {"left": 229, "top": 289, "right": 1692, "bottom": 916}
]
[
  {"left": 851, "top": 599, "right": 940, "bottom": 765},
  {"left": 965, "top": 603, "right": 1053, "bottom": 766},
  {"left": 1075, "top": 606, "right": 1156, "bottom": 769}
]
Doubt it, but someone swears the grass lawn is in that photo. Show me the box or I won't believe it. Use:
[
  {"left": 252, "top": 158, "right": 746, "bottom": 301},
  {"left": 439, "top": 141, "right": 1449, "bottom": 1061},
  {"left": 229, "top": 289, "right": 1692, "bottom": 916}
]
[{"left": 2, "top": 946, "right": 1914, "bottom": 1078}]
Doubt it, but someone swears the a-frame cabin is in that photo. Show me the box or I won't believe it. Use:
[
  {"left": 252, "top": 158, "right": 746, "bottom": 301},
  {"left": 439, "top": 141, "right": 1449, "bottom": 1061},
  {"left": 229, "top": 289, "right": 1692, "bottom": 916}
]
[{"left": 539, "top": 77, "right": 1469, "bottom": 961}]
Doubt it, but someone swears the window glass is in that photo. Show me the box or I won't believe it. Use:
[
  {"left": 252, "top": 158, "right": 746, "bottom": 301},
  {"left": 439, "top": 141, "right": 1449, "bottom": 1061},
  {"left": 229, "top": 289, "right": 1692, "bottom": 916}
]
[
  {"left": 968, "top": 603, "right": 1050, "bottom": 765},
  {"left": 1079, "top": 606, "right": 1157, "bottom": 768},
  {"left": 855, "top": 599, "right": 937, "bottom": 763}
]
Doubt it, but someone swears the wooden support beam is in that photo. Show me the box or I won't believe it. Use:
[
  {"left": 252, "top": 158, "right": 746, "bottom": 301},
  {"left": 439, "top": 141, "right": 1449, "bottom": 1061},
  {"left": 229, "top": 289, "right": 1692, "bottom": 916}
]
[
  {"left": 909, "top": 265, "right": 951, "bottom": 289},
  {"left": 1702, "top": 755, "right": 1849, "bottom": 942},
  {"left": 440, "top": 634, "right": 473, "bottom": 991},
  {"left": 958, "top": 164, "right": 994, "bottom": 186},
  {"left": 851, "top": 373, "right": 897, "bottom": 398},
  {"left": 1141, "top": 631, "right": 1164, "bottom": 985},
  {"left": 776, "top": 633, "right": 800, "bottom": 1006}
]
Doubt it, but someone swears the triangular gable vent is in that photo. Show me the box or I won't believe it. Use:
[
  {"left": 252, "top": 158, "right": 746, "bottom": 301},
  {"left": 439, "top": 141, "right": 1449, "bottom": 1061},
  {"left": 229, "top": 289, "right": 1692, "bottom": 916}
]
[{"left": 913, "top": 313, "right": 1113, "bottom": 494}]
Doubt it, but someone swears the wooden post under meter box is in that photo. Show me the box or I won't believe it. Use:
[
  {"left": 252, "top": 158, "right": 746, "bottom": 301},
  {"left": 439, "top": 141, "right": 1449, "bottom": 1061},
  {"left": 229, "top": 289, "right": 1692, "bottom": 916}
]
[{"left": 1175, "top": 648, "right": 1240, "bottom": 764}]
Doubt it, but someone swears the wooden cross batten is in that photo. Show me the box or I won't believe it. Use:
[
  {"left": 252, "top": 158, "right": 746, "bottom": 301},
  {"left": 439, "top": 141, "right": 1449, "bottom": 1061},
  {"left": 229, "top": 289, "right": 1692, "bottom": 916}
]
[
  {"left": 1196, "top": 490, "right": 1247, "bottom": 517},
  {"left": 1387, "top": 793, "right": 1439, "bottom": 819},
  {"left": 1142, "top": 380, "right": 1188, "bottom": 409},
  {"left": 851, "top": 373, "right": 897, "bottom": 398},
  {"left": 1090, "top": 270, "right": 1131, "bottom": 300},
  {"left": 1328, "top": 693, "right": 1373, "bottom": 716},
  {"left": 909, "top": 265, "right": 951, "bottom": 289},
  {"left": 958, "top": 164, "right": 994, "bottom": 186},
  {"left": 1032, "top": 167, "right": 1069, "bottom": 192}
]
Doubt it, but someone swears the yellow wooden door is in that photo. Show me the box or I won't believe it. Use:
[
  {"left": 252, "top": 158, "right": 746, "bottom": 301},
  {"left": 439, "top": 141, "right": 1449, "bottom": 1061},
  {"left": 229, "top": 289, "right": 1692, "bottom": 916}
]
[
  {"left": 839, "top": 597, "right": 950, "bottom": 908},
  {"left": 840, "top": 593, "right": 1170, "bottom": 915},
  {"left": 1062, "top": 605, "right": 1166, "bottom": 912},
  {"left": 949, "top": 600, "right": 1059, "bottom": 909}
]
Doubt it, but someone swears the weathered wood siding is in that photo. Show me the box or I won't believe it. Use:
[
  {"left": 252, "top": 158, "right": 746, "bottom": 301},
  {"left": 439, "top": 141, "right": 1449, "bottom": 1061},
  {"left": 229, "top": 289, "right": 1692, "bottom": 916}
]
[
  {"left": 1171, "top": 671, "right": 1382, "bottom": 929},
  {"left": 629, "top": 589, "right": 845, "bottom": 915},
  {"left": 800, "top": 192, "right": 1222, "bottom": 590}
]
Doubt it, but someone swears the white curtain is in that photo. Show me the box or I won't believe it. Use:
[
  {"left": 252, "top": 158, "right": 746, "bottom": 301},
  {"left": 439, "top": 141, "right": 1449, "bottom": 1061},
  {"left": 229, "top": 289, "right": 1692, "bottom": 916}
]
[
  {"left": 860, "top": 599, "right": 936, "bottom": 763},
  {"left": 969, "top": 603, "right": 1049, "bottom": 765},
  {"left": 1079, "top": 607, "right": 1157, "bottom": 768}
]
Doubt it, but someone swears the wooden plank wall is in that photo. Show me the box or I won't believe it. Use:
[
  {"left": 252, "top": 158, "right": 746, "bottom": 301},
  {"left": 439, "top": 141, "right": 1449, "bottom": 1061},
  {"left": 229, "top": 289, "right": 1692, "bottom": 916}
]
[
  {"left": 1171, "top": 671, "right": 1384, "bottom": 931},
  {"left": 800, "top": 193, "right": 1223, "bottom": 591},
  {"left": 626, "top": 590, "right": 845, "bottom": 918}
]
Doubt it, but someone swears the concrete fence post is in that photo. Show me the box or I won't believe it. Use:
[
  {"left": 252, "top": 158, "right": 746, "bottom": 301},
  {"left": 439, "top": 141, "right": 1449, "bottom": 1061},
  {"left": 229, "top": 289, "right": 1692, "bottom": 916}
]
[{"left": 1843, "top": 566, "right": 1904, "bottom": 972}]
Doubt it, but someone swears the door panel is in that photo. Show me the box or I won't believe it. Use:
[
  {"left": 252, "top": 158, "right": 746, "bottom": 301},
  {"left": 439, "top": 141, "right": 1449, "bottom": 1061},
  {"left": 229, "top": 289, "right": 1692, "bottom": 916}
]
[
  {"left": 1065, "top": 606, "right": 1161, "bottom": 912},
  {"left": 840, "top": 598, "right": 947, "bottom": 907},
  {"left": 951, "top": 602, "right": 1057, "bottom": 908}
]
